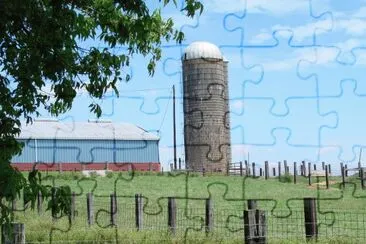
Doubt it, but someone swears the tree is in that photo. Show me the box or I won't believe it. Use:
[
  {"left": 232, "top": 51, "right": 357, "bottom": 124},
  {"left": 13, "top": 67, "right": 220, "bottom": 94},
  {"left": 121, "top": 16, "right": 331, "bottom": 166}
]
[{"left": 0, "top": 0, "right": 203, "bottom": 224}]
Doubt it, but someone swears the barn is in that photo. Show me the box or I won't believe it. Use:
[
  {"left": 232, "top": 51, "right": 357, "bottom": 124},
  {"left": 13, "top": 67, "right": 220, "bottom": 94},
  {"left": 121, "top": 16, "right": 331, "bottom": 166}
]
[{"left": 11, "top": 119, "right": 160, "bottom": 171}]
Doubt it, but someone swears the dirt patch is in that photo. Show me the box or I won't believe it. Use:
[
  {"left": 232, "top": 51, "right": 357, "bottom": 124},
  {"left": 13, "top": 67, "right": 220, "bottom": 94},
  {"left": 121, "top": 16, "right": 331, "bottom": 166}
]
[{"left": 307, "top": 180, "right": 338, "bottom": 189}]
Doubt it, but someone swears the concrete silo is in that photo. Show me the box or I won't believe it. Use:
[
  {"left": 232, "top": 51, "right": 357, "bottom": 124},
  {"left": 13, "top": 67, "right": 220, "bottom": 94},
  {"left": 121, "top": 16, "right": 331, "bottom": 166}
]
[{"left": 182, "top": 41, "right": 231, "bottom": 173}]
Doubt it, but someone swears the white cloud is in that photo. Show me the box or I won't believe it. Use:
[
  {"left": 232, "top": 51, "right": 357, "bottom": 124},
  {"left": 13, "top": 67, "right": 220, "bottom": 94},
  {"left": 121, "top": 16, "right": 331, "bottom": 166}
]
[
  {"left": 246, "top": 0, "right": 309, "bottom": 15},
  {"left": 249, "top": 32, "right": 273, "bottom": 44},
  {"left": 162, "top": 12, "right": 205, "bottom": 30},
  {"left": 250, "top": 19, "right": 330, "bottom": 44},
  {"left": 248, "top": 9, "right": 366, "bottom": 46},
  {"left": 318, "top": 146, "right": 339, "bottom": 155},
  {"left": 336, "top": 18, "right": 366, "bottom": 36},
  {"left": 262, "top": 60, "right": 293, "bottom": 71},
  {"left": 338, "top": 39, "right": 362, "bottom": 51},
  {"left": 202, "top": 0, "right": 245, "bottom": 14},
  {"left": 353, "top": 6, "right": 366, "bottom": 18},
  {"left": 311, "top": 48, "right": 338, "bottom": 64},
  {"left": 242, "top": 44, "right": 342, "bottom": 72},
  {"left": 231, "top": 144, "right": 251, "bottom": 161},
  {"left": 231, "top": 100, "right": 245, "bottom": 110},
  {"left": 202, "top": 0, "right": 308, "bottom": 15}
]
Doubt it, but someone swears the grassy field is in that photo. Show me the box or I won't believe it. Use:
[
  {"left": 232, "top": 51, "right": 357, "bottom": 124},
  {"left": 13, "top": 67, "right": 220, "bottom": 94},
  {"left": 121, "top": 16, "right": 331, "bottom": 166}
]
[{"left": 7, "top": 171, "right": 366, "bottom": 243}]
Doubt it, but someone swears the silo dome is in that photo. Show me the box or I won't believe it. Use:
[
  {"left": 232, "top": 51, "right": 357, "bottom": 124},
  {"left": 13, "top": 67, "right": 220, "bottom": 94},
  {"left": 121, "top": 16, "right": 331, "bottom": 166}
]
[
  {"left": 183, "top": 41, "right": 223, "bottom": 60},
  {"left": 182, "top": 41, "right": 231, "bottom": 174}
]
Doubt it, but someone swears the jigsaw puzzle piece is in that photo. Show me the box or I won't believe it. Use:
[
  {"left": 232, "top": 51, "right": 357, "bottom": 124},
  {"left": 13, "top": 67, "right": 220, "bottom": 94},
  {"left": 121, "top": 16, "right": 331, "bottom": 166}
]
[
  {"left": 314, "top": 174, "right": 366, "bottom": 239},
  {"left": 240, "top": 128, "right": 320, "bottom": 166},
  {"left": 284, "top": 97, "right": 337, "bottom": 145},
  {"left": 311, "top": 0, "right": 366, "bottom": 62},
  {"left": 231, "top": 96, "right": 336, "bottom": 151},
  {"left": 86, "top": 122, "right": 153, "bottom": 168},
  {"left": 223, "top": 0, "right": 332, "bottom": 46},
  {"left": 298, "top": 46, "right": 366, "bottom": 97},
  {"left": 223, "top": 176, "right": 338, "bottom": 238},
  {"left": 220, "top": 46, "right": 264, "bottom": 99},
  {"left": 230, "top": 98, "right": 282, "bottom": 145},
  {"left": 241, "top": 32, "right": 318, "bottom": 115},
  {"left": 13, "top": 117, "right": 84, "bottom": 171},
  {"left": 319, "top": 80, "right": 366, "bottom": 162},
  {"left": 89, "top": 172, "right": 204, "bottom": 238}
]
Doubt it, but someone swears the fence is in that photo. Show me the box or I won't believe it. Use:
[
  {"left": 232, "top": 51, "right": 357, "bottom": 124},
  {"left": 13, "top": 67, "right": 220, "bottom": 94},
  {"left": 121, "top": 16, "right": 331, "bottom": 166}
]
[
  {"left": 228, "top": 160, "right": 366, "bottom": 190},
  {"left": 4, "top": 193, "right": 366, "bottom": 243}
]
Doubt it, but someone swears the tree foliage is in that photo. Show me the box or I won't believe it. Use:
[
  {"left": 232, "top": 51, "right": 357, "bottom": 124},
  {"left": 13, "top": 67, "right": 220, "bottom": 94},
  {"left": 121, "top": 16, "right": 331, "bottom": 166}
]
[{"left": 0, "top": 0, "right": 203, "bottom": 224}]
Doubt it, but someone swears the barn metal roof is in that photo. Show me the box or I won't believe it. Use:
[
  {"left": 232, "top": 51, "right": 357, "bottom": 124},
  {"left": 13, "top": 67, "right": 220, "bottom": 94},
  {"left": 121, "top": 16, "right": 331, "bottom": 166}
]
[
  {"left": 182, "top": 41, "right": 223, "bottom": 60},
  {"left": 17, "top": 120, "right": 159, "bottom": 141}
]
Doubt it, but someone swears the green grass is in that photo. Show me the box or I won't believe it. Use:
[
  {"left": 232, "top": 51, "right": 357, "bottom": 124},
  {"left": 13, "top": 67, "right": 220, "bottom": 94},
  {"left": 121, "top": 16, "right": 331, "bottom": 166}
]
[{"left": 7, "top": 172, "right": 366, "bottom": 243}]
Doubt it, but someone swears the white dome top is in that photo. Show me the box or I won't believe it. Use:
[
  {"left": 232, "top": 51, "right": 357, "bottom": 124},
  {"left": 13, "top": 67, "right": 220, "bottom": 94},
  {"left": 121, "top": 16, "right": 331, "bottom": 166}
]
[{"left": 183, "top": 41, "right": 223, "bottom": 60}]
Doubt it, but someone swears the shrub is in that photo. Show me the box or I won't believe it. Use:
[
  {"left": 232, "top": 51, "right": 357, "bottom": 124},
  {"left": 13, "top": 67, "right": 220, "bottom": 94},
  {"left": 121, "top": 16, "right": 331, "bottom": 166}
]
[
  {"left": 54, "top": 171, "right": 82, "bottom": 181},
  {"left": 89, "top": 171, "right": 98, "bottom": 178},
  {"left": 279, "top": 173, "right": 292, "bottom": 183},
  {"left": 106, "top": 171, "right": 114, "bottom": 178}
]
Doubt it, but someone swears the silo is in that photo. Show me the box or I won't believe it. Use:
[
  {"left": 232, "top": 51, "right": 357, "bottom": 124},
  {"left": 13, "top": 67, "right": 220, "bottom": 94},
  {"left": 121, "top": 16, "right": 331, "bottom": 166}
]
[{"left": 182, "top": 41, "right": 231, "bottom": 173}]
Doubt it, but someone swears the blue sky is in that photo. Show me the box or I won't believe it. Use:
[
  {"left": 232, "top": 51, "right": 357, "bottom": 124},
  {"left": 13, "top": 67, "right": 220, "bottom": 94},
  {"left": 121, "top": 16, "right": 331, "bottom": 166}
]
[{"left": 37, "top": 0, "right": 366, "bottom": 174}]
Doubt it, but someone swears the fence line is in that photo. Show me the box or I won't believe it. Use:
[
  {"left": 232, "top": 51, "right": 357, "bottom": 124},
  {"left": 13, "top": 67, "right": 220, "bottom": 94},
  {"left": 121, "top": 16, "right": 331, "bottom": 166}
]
[{"left": 4, "top": 195, "right": 366, "bottom": 243}]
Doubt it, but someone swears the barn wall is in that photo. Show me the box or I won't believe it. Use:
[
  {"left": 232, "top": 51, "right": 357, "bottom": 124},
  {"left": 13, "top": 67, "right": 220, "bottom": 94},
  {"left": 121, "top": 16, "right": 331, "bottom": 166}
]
[{"left": 12, "top": 139, "right": 159, "bottom": 164}]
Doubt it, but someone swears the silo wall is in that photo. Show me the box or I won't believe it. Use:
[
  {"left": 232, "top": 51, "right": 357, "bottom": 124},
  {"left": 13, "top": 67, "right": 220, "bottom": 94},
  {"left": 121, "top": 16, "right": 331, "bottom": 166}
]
[{"left": 183, "top": 58, "right": 231, "bottom": 172}]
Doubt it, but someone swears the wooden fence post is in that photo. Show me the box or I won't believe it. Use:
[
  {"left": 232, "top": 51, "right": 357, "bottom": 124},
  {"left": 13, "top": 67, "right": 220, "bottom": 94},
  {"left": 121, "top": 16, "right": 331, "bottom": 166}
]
[
  {"left": 272, "top": 168, "right": 276, "bottom": 177},
  {"left": 302, "top": 161, "right": 306, "bottom": 177},
  {"left": 149, "top": 163, "right": 152, "bottom": 172},
  {"left": 264, "top": 161, "right": 269, "bottom": 180},
  {"left": 87, "top": 193, "right": 94, "bottom": 226},
  {"left": 259, "top": 168, "right": 263, "bottom": 177},
  {"left": 244, "top": 210, "right": 256, "bottom": 244},
  {"left": 361, "top": 168, "right": 365, "bottom": 190},
  {"left": 252, "top": 163, "right": 256, "bottom": 178},
  {"left": 51, "top": 188, "right": 56, "bottom": 222},
  {"left": 325, "top": 167, "right": 329, "bottom": 189},
  {"left": 243, "top": 210, "right": 267, "bottom": 244},
  {"left": 240, "top": 161, "right": 243, "bottom": 177},
  {"left": 278, "top": 162, "right": 281, "bottom": 180},
  {"left": 245, "top": 160, "right": 249, "bottom": 176},
  {"left": 328, "top": 164, "right": 331, "bottom": 175},
  {"left": 1, "top": 223, "right": 25, "bottom": 244},
  {"left": 322, "top": 162, "right": 325, "bottom": 170},
  {"left": 37, "top": 191, "right": 42, "bottom": 215},
  {"left": 304, "top": 198, "right": 318, "bottom": 241},
  {"left": 308, "top": 163, "right": 312, "bottom": 186},
  {"left": 70, "top": 192, "right": 76, "bottom": 221},
  {"left": 23, "top": 192, "right": 29, "bottom": 213},
  {"left": 341, "top": 164, "right": 345, "bottom": 189},
  {"left": 110, "top": 193, "right": 117, "bottom": 227},
  {"left": 12, "top": 199, "right": 16, "bottom": 212},
  {"left": 205, "top": 198, "right": 213, "bottom": 234},
  {"left": 135, "top": 194, "right": 143, "bottom": 231},
  {"left": 345, "top": 164, "right": 348, "bottom": 177},
  {"left": 247, "top": 200, "right": 257, "bottom": 210},
  {"left": 178, "top": 158, "right": 182, "bottom": 170},
  {"left": 293, "top": 162, "right": 297, "bottom": 184},
  {"left": 168, "top": 197, "right": 176, "bottom": 235},
  {"left": 313, "top": 164, "right": 316, "bottom": 171},
  {"left": 284, "top": 160, "right": 288, "bottom": 174},
  {"left": 340, "top": 162, "right": 343, "bottom": 177}
]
